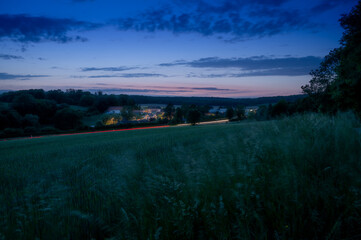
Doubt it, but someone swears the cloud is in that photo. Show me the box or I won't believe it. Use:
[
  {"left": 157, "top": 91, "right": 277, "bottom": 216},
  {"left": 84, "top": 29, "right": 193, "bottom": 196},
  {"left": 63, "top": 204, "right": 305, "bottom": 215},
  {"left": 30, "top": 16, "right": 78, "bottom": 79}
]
[
  {"left": 190, "top": 87, "right": 232, "bottom": 91},
  {"left": 0, "top": 72, "right": 49, "bottom": 80},
  {"left": 89, "top": 88, "right": 190, "bottom": 94},
  {"left": 0, "top": 14, "right": 99, "bottom": 43},
  {"left": 87, "top": 85, "right": 256, "bottom": 97},
  {"left": 161, "top": 56, "right": 322, "bottom": 76},
  {"left": 114, "top": 0, "right": 314, "bottom": 39},
  {"left": 88, "top": 73, "right": 168, "bottom": 78},
  {"left": 89, "top": 86, "right": 237, "bottom": 95},
  {"left": 81, "top": 66, "right": 137, "bottom": 72},
  {"left": 95, "top": 83, "right": 109, "bottom": 85},
  {"left": 0, "top": 54, "right": 24, "bottom": 60},
  {"left": 311, "top": 0, "right": 357, "bottom": 13}
]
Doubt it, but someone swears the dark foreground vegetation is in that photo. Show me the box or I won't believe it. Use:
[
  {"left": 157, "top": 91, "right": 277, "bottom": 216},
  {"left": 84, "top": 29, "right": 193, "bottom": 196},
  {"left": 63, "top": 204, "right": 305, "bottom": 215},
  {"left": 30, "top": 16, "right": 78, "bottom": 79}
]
[{"left": 1, "top": 113, "right": 360, "bottom": 239}]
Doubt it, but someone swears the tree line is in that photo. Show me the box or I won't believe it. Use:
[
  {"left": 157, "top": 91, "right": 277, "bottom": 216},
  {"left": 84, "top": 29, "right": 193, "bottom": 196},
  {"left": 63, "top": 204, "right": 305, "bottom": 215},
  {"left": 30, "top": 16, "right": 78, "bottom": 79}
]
[
  {"left": 301, "top": 1, "right": 361, "bottom": 117},
  {"left": 0, "top": 89, "right": 136, "bottom": 137}
]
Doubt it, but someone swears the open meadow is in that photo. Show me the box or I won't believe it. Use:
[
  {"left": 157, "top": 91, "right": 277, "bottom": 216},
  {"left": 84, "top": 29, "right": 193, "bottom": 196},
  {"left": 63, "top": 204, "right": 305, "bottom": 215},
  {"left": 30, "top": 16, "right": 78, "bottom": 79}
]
[{"left": 1, "top": 113, "right": 361, "bottom": 239}]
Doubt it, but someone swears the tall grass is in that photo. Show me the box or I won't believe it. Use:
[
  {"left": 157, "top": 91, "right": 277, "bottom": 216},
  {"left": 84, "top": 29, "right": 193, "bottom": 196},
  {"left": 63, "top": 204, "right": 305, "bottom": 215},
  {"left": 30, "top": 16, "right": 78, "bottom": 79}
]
[{"left": 0, "top": 113, "right": 360, "bottom": 239}]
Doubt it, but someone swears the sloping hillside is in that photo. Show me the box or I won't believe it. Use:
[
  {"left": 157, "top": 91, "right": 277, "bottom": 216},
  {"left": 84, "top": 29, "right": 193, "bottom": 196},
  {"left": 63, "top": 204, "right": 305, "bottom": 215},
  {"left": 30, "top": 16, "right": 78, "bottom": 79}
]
[{"left": 1, "top": 113, "right": 360, "bottom": 239}]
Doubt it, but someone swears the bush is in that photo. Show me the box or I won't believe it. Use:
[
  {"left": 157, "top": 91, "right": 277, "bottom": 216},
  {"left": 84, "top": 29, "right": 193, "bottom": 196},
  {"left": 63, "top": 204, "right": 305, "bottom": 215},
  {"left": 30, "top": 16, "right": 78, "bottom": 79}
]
[
  {"left": 3, "top": 128, "right": 24, "bottom": 136},
  {"left": 41, "top": 126, "right": 59, "bottom": 134},
  {"left": 54, "top": 108, "right": 83, "bottom": 130},
  {"left": 24, "top": 126, "right": 39, "bottom": 134},
  {"left": 22, "top": 114, "right": 40, "bottom": 127}
]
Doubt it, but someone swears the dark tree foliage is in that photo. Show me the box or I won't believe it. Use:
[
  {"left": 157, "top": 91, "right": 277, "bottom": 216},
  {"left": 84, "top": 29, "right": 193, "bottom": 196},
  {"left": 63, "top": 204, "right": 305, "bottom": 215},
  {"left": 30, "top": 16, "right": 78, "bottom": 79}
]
[
  {"left": 65, "top": 89, "right": 87, "bottom": 105},
  {"left": 53, "top": 108, "right": 83, "bottom": 130},
  {"left": 187, "top": 108, "right": 201, "bottom": 125},
  {"left": 270, "top": 100, "right": 289, "bottom": 117},
  {"left": 11, "top": 94, "right": 37, "bottom": 116},
  {"left": 46, "top": 89, "right": 67, "bottom": 103},
  {"left": 235, "top": 105, "right": 246, "bottom": 120},
  {"left": 301, "top": 49, "right": 340, "bottom": 113},
  {"left": 0, "top": 110, "right": 22, "bottom": 129},
  {"left": 0, "top": 89, "right": 45, "bottom": 102},
  {"left": 0, "top": 113, "right": 10, "bottom": 130},
  {"left": 11, "top": 94, "right": 57, "bottom": 123},
  {"left": 164, "top": 104, "right": 175, "bottom": 120},
  {"left": 198, "top": 105, "right": 212, "bottom": 114},
  {"left": 79, "top": 94, "right": 95, "bottom": 107},
  {"left": 302, "top": 1, "right": 361, "bottom": 116},
  {"left": 255, "top": 105, "right": 269, "bottom": 121},
  {"left": 121, "top": 106, "right": 134, "bottom": 121},
  {"left": 335, "top": 2, "right": 361, "bottom": 114},
  {"left": 226, "top": 107, "right": 234, "bottom": 120},
  {"left": 94, "top": 95, "right": 120, "bottom": 113},
  {"left": 22, "top": 114, "right": 40, "bottom": 128},
  {"left": 130, "top": 95, "right": 305, "bottom": 107},
  {"left": 35, "top": 99, "right": 57, "bottom": 124},
  {"left": 175, "top": 107, "right": 183, "bottom": 123},
  {"left": 27, "top": 89, "right": 46, "bottom": 99}
]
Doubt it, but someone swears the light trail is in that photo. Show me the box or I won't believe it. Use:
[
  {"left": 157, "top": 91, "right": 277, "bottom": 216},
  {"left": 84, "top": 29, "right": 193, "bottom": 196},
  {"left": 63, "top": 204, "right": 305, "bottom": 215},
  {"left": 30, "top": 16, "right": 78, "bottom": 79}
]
[
  {"left": 0, "top": 125, "right": 170, "bottom": 141},
  {"left": 1, "top": 119, "right": 229, "bottom": 141}
]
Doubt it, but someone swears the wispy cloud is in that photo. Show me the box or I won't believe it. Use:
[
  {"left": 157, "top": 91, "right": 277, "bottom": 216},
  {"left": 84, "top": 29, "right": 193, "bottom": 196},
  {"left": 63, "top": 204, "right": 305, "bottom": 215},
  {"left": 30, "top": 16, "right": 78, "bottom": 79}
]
[
  {"left": 0, "top": 72, "right": 49, "bottom": 80},
  {"left": 81, "top": 66, "right": 137, "bottom": 72},
  {"left": 88, "top": 73, "right": 168, "bottom": 78},
  {"left": 190, "top": 87, "right": 232, "bottom": 91},
  {"left": 162, "top": 56, "right": 322, "bottom": 76},
  {"left": 311, "top": 0, "right": 357, "bottom": 13},
  {"left": 0, "top": 14, "right": 99, "bottom": 43},
  {"left": 89, "top": 88, "right": 190, "bottom": 94},
  {"left": 87, "top": 85, "right": 256, "bottom": 97},
  {"left": 0, "top": 54, "right": 24, "bottom": 60},
  {"left": 72, "top": 0, "right": 95, "bottom": 2},
  {"left": 114, "top": 0, "right": 315, "bottom": 40}
]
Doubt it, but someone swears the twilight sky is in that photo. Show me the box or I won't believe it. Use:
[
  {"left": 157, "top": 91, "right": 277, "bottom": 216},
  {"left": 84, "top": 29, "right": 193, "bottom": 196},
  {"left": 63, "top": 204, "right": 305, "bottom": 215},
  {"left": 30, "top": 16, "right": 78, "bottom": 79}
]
[{"left": 0, "top": 0, "right": 358, "bottom": 97}]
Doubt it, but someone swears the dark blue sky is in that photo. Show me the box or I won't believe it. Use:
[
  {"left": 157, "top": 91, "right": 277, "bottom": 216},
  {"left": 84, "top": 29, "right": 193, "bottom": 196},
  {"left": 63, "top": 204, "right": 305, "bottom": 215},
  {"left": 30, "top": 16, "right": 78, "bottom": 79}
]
[{"left": 0, "top": 0, "right": 358, "bottom": 97}]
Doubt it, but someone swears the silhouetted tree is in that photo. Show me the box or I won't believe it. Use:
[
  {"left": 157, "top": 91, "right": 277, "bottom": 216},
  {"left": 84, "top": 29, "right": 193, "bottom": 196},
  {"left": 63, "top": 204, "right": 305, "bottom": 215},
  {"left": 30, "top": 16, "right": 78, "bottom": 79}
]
[
  {"left": 255, "top": 105, "right": 269, "bottom": 121},
  {"left": 164, "top": 104, "right": 174, "bottom": 120},
  {"left": 3, "top": 110, "right": 22, "bottom": 129},
  {"left": 175, "top": 107, "right": 183, "bottom": 123},
  {"left": 54, "top": 108, "right": 82, "bottom": 130},
  {"left": 235, "top": 105, "right": 246, "bottom": 120},
  {"left": 11, "top": 94, "right": 37, "bottom": 116},
  {"left": 35, "top": 99, "right": 57, "bottom": 124},
  {"left": 121, "top": 106, "right": 134, "bottom": 121},
  {"left": 334, "top": 1, "right": 361, "bottom": 115},
  {"left": 22, "top": 114, "right": 40, "bottom": 128},
  {"left": 301, "top": 49, "right": 340, "bottom": 113},
  {"left": 46, "top": 89, "right": 67, "bottom": 103},
  {"left": 187, "top": 109, "right": 201, "bottom": 125},
  {"left": 302, "top": 1, "right": 361, "bottom": 116},
  {"left": 79, "top": 94, "right": 95, "bottom": 107},
  {"left": 271, "top": 100, "right": 289, "bottom": 117},
  {"left": 226, "top": 107, "right": 234, "bottom": 120}
]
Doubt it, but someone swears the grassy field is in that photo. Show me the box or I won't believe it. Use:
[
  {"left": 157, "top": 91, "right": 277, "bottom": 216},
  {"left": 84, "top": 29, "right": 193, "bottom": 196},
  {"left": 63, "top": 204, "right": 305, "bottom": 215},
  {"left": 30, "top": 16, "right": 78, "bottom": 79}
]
[{"left": 1, "top": 113, "right": 361, "bottom": 239}]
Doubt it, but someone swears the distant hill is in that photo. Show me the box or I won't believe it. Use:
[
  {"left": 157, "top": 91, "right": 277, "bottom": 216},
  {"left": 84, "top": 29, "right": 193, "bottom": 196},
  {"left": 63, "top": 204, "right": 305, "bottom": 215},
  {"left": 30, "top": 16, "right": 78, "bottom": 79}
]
[{"left": 130, "top": 94, "right": 307, "bottom": 106}]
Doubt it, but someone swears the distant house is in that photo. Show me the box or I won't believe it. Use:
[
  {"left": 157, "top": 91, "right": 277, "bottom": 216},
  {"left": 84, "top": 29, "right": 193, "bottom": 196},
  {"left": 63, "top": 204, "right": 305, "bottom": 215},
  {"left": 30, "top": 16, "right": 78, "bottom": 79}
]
[
  {"left": 245, "top": 106, "right": 259, "bottom": 116},
  {"left": 145, "top": 108, "right": 162, "bottom": 113},
  {"left": 133, "top": 110, "right": 143, "bottom": 115},
  {"left": 105, "top": 106, "right": 123, "bottom": 114},
  {"left": 209, "top": 108, "right": 227, "bottom": 114}
]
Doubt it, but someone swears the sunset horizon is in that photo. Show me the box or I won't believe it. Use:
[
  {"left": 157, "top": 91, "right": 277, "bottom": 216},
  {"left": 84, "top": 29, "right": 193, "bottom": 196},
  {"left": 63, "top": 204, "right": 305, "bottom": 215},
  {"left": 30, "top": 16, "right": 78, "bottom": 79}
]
[{"left": 0, "top": 0, "right": 358, "bottom": 97}]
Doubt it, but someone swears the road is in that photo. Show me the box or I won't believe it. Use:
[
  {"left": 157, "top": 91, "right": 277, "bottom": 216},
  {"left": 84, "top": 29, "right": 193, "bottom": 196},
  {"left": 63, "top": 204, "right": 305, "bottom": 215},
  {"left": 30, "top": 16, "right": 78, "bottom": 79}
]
[{"left": 1, "top": 119, "right": 229, "bottom": 141}]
